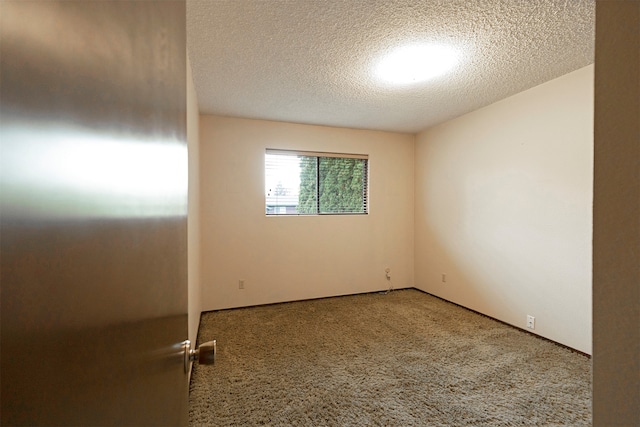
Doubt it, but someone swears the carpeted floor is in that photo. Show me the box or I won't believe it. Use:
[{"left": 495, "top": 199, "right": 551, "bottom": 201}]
[{"left": 189, "top": 289, "right": 591, "bottom": 426}]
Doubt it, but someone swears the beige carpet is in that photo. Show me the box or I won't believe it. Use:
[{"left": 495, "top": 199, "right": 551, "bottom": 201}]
[{"left": 189, "top": 289, "right": 591, "bottom": 426}]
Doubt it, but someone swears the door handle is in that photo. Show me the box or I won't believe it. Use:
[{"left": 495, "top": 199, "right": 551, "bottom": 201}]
[{"left": 183, "top": 340, "right": 216, "bottom": 373}]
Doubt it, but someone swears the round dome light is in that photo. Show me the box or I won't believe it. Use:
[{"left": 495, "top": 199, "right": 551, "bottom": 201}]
[{"left": 376, "top": 44, "right": 459, "bottom": 85}]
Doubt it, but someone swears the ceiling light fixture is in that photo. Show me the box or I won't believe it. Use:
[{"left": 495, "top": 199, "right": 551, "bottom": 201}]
[{"left": 376, "top": 44, "right": 459, "bottom": 85}]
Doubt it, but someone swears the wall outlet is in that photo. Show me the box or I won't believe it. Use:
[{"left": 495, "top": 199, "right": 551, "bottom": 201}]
[
  {"left": 442, "top": 273, "right": 446, "bottom": 283},
  {"left": 239, "top": 280, "right": 245, "bottom": 290},
  {"left": 526, "top": 315, "right": 535, "bottom": 329}
]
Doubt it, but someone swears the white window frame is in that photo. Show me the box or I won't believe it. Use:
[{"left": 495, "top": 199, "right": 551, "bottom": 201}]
[{"left": 265, "top": 149, "right": 369, "bottom": 216}]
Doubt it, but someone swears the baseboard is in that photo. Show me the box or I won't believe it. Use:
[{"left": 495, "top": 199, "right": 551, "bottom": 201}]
[{"left": 201, "top": 287, "right": 415, "bottom": 315}]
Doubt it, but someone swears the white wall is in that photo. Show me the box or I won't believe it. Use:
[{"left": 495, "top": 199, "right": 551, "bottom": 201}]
[
  {"left": 187, "top": 57, "right": 201, "bottom": 346},
  {"left": 200, "top": 116, "right": 415, "bottom": 310},
  {"left": 415, "top": 65, "right": 594, "bottom": 354}
]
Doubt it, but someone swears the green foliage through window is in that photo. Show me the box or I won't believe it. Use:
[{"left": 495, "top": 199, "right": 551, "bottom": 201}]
[{"left": 265, "top": 150, "right": 368, "bottom": 215}]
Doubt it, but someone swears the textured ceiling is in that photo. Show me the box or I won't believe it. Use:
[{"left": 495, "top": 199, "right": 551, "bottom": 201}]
[{"left": 187, "top": 0, "right": 594, "bottom": 134}]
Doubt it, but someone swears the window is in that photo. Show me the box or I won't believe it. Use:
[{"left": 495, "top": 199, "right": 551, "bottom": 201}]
[{"left": 265, "top": 149, "right": 368, "bottom": 215}]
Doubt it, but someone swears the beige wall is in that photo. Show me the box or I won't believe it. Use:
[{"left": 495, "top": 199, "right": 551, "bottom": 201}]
[
  {"left": 415, "top": 65, "right": 594, "bottom": 354},
  {"left": 593, "top": 1, "right": 640, "bottom": 424},
  {"left": 187, "top": 58, "right": 201, "bottom": 346},
  {"left": 199, "top": 116, "right": 415, "bottom": 310}
]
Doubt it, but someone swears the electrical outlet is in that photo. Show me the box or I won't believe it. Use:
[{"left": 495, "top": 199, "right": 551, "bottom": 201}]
[
  {"left": 526, "top": 315, "right": 535, "bottom": 329},
  {"left": 239, "top": 280, "right": 245, "bottom": 290},
  {"left": 442, "top": 273, "right": 446, "bottom": 283}
]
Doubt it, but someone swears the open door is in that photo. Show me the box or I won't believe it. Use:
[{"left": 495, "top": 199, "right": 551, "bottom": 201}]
[{"left": 1, "top": 1, "right": 190, "bottom": 425}]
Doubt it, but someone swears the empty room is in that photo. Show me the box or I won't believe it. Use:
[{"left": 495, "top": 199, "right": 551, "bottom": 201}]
[
  {"left": 185, "top": 0, "right": 639, "bottom": 425},
  {"left": 188, "top": 0, "right": 594, "bottom": 425},
  {"left": 1, "top": 0, "right": 637, "bottom": 426}
]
